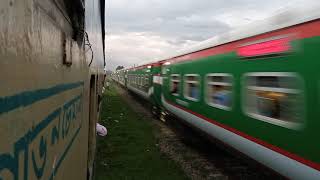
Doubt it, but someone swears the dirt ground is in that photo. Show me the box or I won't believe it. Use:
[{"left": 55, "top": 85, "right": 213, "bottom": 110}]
[{"left": 115, "top": 85, "right": 283, "bottom": 180}]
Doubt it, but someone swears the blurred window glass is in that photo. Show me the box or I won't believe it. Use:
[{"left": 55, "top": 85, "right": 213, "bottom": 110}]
[
  {"left": 134, "top": 75, "right": 137, "bottom": 85},
  {"left": 145, "top": 75, "right": 149, "bottom": 86},
  {"left": 184, "top": 75, "right": 200, "bottom": 101},
  {"left": 207, "top": 74, "right": 232, "bottom": 110},
  {"left": 244, "top": 72, "right": 302, "bottom": 129},
  {"left": 171, "top": 74, "right": 180, "bottom": 96}
]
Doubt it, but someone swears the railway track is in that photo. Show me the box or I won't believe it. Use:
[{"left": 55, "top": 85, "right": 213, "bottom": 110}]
[{"left": 115, "top": 84, "right": 284, "bottom": 180}]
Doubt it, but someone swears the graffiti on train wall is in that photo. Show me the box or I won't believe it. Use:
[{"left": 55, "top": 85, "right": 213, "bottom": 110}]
[{"left": 0, "top": 82, "right": 84, "bottom": 180}]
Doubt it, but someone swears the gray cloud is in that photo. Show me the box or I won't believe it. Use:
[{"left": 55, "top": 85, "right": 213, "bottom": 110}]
[{"left": 105, "top": 0, "right": 315, "bottom": 70}]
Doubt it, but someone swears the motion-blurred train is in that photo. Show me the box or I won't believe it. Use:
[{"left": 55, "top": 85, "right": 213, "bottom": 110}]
[
  {"left": 112, "top": 5, "right": 320, "bottom": 179},
  {"left": 0, "top": 0, "right": 105, "bottom": 179}
]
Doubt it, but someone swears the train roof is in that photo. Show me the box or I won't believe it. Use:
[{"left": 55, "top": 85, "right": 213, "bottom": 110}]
[{"left": 131, "top": 4, "right": 320, "bottom": 69}]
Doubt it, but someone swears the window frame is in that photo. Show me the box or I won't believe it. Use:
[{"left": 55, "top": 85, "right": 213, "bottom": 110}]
[
  {"left": 183, "top": 74, "right": 201, "bottom": 102},
  {"left": 242, "top": 72, "right": 303, "bottom": 130},
  {"left": 140, "top": 75, "right": 143, "bottom": 86},
  {"left": 134, "top": 75, "right": 137, "bottom": 85},
  {"left": 170, "top": 74, "right": 181, "bottom": 96},
  {"left": 205, "top": 73, "right": 233, "bottom": 111},
  {"left": 141, "top": 74, "right": 144, "bottom": 87},
  {"left": 144, "top": 75, "right": 149, "bottom": 87}
]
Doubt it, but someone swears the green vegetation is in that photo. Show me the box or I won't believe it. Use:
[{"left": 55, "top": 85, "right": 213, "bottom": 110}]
[{"left": 94, "top": 84, "right": 188, "bottom": 180}]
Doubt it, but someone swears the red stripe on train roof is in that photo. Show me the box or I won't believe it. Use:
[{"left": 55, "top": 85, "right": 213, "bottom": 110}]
[
  {"left": 164, "top": 20, "right": 320, "bottom": 65},
  {"left": 165, "top": 98, "right": 320, "bottom": 171},
  {"left": 129, "top": 20, "right": 320, "bottom": 69}
]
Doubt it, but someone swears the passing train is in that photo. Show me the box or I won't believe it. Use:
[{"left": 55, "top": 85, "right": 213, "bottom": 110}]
[
  {"left": 0, "top": 0, "right": 105, "bottom": 179},
  {"left": 113, "top": 5, "right": 320, "bottom": 180}
]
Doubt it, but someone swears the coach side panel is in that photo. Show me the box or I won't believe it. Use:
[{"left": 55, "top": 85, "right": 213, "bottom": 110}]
[
  {"left": 161, "top": 21, "right": 320, "bottom": 179},
  {"left": 0, "top": 0, "right": 98, "bottom": 179}
]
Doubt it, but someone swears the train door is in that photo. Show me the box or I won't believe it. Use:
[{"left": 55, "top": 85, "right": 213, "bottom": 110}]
[{"left": 87, "top": 75, "right": 97, "bottom": 180}]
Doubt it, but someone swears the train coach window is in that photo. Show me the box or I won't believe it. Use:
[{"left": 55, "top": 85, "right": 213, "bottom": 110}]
[
  {"left": 141, "top": 75, "right": 144, "bottom": 86},
  {"left": 142, "top": 75, "right": 145, "bottom": 86},
  {"left": 141, "top": 75, "right": 145, "bottom": 86},
  {"left": 145, "top": 75, "right": 149, "bottom": 86},
  {"left": 206, "top": 74, "right": 233, "bottom": 110},
  {"left": 184, "top": 75, "right": 200, "bottom": 101},
  {"left": 137, "top": 75, "right": 139, "bottom": 85},
  {"left": 139, "top": 76, "right": 143, "bottom": 86},
  {"left": 171, "top": 74, "right": 180, "bottom": 96},
  {"left": 244, "top": 72, "right": 302, "bottom": 130},
  {"left": 136, "top": 75, "right": 138, "bottom": 85}
]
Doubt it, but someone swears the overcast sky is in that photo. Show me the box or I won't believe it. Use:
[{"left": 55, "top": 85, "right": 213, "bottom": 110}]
[{"left": 105, "top": 0, "right": 315, "bottom": 70}]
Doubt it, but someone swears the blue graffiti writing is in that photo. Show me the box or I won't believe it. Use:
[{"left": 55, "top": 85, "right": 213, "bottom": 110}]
[
  {"left": 0, "top": 94, "right": 83, "bottom": 180},
  {"left": 0, "top": 82, "right": 83, "bottom": 116}
]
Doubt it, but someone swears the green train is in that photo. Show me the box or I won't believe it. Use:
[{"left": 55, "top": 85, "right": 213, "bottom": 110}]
[{"left": 112, "top": 5, "right": 320, "bottom": 179}]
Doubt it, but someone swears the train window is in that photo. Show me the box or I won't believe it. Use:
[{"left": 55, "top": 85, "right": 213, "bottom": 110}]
[
  {"left": 143, "top": 75, "right": 145, "bottom": 86},
  {"left": 141, "top": 75, "right": 144, "bottom": 86},
  {"left": 142, "top": 75, "right": 144, "bottom": 86},
  {"left": 171, "top": 74, "right": 180, "bottom": 96},
  {"left": 132, "top": 75, "right": 135, "bottom": 84},
  {"left": 136, "top": 75, "right": 139, "bottom": 85},
  {"left": 184, "top": 74, "right": 200, "bottom": 101},
  {"left": 244, "top": 72, "right": 303, "bottom": 130},
  {"left": 145, "top": 75, "right": 149, "bottom": 86},
  {"left": 206, "top": 74, "right": 233, "bottom": 110},
  {"left": 142, "top": 75, "right": 145, "bottom": 86},
  {"left": 137, "top": 75, "right": 139, "bottom": 85}
]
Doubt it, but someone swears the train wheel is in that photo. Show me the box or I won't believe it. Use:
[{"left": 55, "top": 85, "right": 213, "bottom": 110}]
[{"left": 159, "top": 110, "right": 169, "bottom": 123}]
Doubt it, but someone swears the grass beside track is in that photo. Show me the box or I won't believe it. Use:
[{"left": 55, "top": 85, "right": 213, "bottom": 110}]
[{"left": 94, "top": 84, "right": 188, "bottom": 180}]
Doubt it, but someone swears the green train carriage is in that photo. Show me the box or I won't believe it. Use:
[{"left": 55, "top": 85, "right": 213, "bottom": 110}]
[
  {"left": 124, "top": 5, "right": 320, "bottom": 179},
  {"left": 127, "top": 64, "right": 155, "bottom": 100}
]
